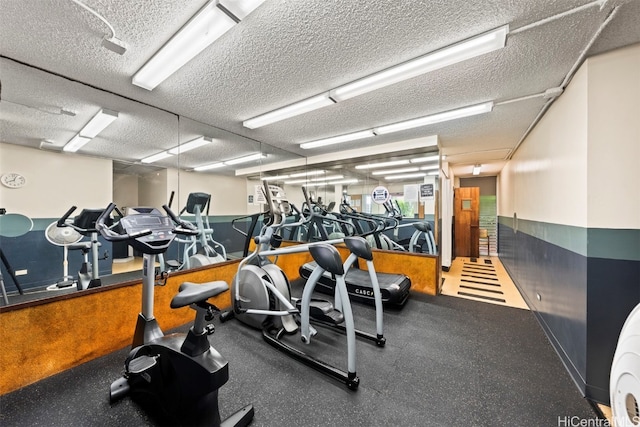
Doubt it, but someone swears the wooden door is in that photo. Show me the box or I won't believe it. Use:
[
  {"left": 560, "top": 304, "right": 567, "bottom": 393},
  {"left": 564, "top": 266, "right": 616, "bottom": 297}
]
[{"left": 454, "top": 187, "right": 480, "bottom": 258}]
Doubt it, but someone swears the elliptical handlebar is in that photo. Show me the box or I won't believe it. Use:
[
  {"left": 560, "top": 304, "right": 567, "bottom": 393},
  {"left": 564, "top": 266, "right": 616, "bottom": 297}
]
[
  {"left": 57, "top": 205, "right": 77, "bottom": 227},
  {"left": 161, "top": 204, "right": 200, "bottom": 237}
]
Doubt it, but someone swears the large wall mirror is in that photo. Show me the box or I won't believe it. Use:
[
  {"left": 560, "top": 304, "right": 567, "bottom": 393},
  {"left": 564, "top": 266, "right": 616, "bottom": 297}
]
[{"left": 0, "top": 58, "right": 305, "bottom": 306}]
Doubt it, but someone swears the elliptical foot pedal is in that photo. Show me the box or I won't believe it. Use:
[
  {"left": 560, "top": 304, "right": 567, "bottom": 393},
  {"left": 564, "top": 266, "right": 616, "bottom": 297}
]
[
  {"left": 127, "top": 354, "right": 157, "bottom": 374},
  {"left": 109, "top": 376, "right": 130, "bottom": 403},
  {"left": 295, "top": 299, "right": 344, "bottom": 325}
]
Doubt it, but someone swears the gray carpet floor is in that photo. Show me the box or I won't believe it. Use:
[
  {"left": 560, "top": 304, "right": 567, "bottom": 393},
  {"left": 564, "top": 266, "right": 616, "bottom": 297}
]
[{"left": 0, "top": 289, "right": 597, "bottom": 426}]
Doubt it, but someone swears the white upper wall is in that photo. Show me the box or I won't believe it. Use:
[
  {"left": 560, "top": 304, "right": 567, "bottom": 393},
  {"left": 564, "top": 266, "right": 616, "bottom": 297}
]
[
  {"left": 0, "top": 143, "right": 112, "bottom": 218},
  {"left": 498, "top": 49, "right": 590, "bottom": 227},
  {"left": 587, "top": 44, "right": 640, "bottom": 228}
]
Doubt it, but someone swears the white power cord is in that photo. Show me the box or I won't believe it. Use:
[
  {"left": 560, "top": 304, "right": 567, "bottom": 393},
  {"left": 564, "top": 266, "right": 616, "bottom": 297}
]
[{"left": 68, "top": 0, "right": 127, "bottom": 54}]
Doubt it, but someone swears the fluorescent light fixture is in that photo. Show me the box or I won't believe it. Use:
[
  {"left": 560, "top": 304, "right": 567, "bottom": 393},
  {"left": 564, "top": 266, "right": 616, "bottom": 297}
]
[
  {"left": 310, "top": 175, "right": 344, "bottom": 181},
  {"left": 141, "top": 151, "right": 173, "bottom": 164},
  {"left": 371, "top": 167, "right": 419, "bottom": 176},
  {"left": 385, "top": 173, "right": 426, "bottom": 180},
  {"left": 472, "top": 164, "right": 481, "bottom": 175},
  {"left": 244, "top": 93, "right": 335, "bottom": 129},
  {"left": 410, "top": 155, "right": 439, "bottom": 163},
  {"left": 63, "top": 135, "right": 91, "bottom": 152},
  {"left": 219, "top": 0, "right": 265, "bottom": 20},
  {"left": 420, "top": 165, "right": 439, "bottom": 171},
  {"left": 355, "top": 160, "right": 410, "bottom": 170},
  {"left": 261, "top": 174, "right": 290, "bottom": 181},
  {"left": 375, "top": 101, "right": 494, "bottom": 135},
  {"left": 168, "top": 136, "right": 212, "bottom": 155},
  {"left": 300, "top": 129, "right": 375, "bottom": 150},
  {"left": 299, "top": 182, "right": 326, "bottom": 187},
  {"left": 194, "top": 162, "right": 225, "bottom": 171},
  {"left": 330, "top": 26, "right": 508, "bottom": 102},
  {"left": 289, "top": 170, "right": 326, "bottom": 177},
  {"left": 329, "top": 179, "right": 359, "bottom": 185},
  {"left": 79, "top": 109, "right": 119, "bottom": 138},
  {"left": 428, "top": 171, "right": 439, "bottom": 176},
  {"left": 132, "top": 1, "right": 236, "bottom": 90},
  {"left": 224, "top": 152, "right": 267, "bottom": 165},
  {"left": 284, "top": 179, "right": 312, "bottom": 184}
]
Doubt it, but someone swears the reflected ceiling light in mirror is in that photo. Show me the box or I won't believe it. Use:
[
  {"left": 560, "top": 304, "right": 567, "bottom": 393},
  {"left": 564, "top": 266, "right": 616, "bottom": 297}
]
[
  {"left": 299, "top": 129, "right": 374, "bottom": 150},
  {"left": 133, "top": 0, "right": 266, "bottom": 90},
  {"left": 261, "top": 174, "right": 290, "bottom": 181},
  {"left": 355, "top": 160, "right": 410, "bottom": 170},
  {"left": 427, "top": 171, "right": 439, "bottom": 176},
  {"left": 375, "top": 102, "right": 494, "bottom": 135},
  {"left": 329, "top": 179, "right": 359, "bottom": 185},
  {"left": 310, "top": 175, "right": 344, "bottom": 181},
  {"left": 141, "top": 151, "right": 173, "bottom": 163},
  {"left": 289, "top": 170, "right": 326, "bottom": 177},
  {"left": 63, "top": 135, "right": 91, "bottom": 152},
  {"left": 300, "top": 182, "right": 327, "bottom": 187},
  {"left": 420, "top": 165, "right": 439, "bottom": 171},
  {"left": 371, "top": 167, "right": 419, "bottom": 176},
  {"left": 243, "top": 94, "right": 335, "bottom": 129},
  {"left": 63, "top": 108, "right": 119, "bottom": 152},
  {"left": 167, "top": 136, "right": 212, "bottom": 154},
  {"left": 224, "top": 152, "right": 267, "bottom": 165},
  {"left": 330, "top": 26, "right": 508, "bottom": 102},
  {"left": 410, "top": 155, "right": 439, "bottom": 163},
  {"left": 79, "top": 109, "right": 118, "bottom": 138},
  {"left": 194, "top": 162, "right": 225, "bottom": 171},
  {"left": 384, "top": 173, "right": 426, "bottom": 180}
]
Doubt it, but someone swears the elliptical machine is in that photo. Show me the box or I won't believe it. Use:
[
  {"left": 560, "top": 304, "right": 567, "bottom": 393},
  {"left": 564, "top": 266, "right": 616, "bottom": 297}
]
[
  {"left": 95, "top": 203, "right": 253, "bottom": 427},
  {"left": 223, "top": 183, "right": 384, "bottom": 390}
]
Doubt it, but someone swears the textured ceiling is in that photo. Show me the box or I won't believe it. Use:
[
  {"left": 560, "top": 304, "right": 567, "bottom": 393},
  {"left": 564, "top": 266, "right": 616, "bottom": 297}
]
[{"left": 1, "top": 0, "right": 639, "bottom": 179}]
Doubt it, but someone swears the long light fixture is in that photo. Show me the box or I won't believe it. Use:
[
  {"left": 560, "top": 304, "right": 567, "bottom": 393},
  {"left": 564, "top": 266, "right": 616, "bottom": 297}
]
[
  {"left": 472, "top": 164, "right": 482, "bottom": 175},
  {"left": 63, "top": 108, "right": 119, "bottom": 152},
  {"left": 300, "top": 130, "right": 375, "bottom": 150},
  {"left": 410, "top": 155, "right": 439, "bottom": 163},
  {"left": 330, "top": 26, "right": 508, "bottom": 101},
  {"left": 371, "top": 167, "right": 419, "bottom": 176},
  {"left": 289, "top": 170, "right": 326, "bottom": 177},
  {"left": 63, "top": 135, "right": 92, "bottom": 153},
  {"left": 355, "top": 160, "right": 410, "bottom": 170},
  {"left": 167, "top": 136, "right": 212, "bottom": 154},
  {"left": 298, "top": 101, "right": 493, "bottom": 150},
  {"left": 141, "top": 151, "right": 173, "bottom": 164},
  {"left": 261, "top": 174, "right": 290, "bottom": 181},
  {"left": 243, "top": 25, "right": 508, "bottom": 129},
  {"left": 420, "top": 165, "right": 439, "bottom": 171},
  {"left": 243, "top": 94, "right": 335, "bottom": 129},
  {"left": 224, "top": 152, "right": 267, "bottom": 165},
  {"left": 194, "top": 162, "right": 225, "bottom": 171},
  {"left": 385, "top": 173, "right": 426, "bottom": 180},
  {"left": 329, "top": 179, "right": 358, "bottom": 185},
  {"left": 132, "top": 0, "right": 265, "bottom": 91},
  {"left": 310, "top": 175, "right": 344, "bottom": 181},
  {"left": 375, "top": 102, "right": 494, "bottom": 135}
]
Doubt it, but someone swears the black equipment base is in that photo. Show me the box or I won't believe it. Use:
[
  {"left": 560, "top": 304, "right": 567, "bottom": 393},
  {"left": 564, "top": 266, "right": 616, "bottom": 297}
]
[{"left": 299, "top": 262, "right": 411, "bottom": 307}]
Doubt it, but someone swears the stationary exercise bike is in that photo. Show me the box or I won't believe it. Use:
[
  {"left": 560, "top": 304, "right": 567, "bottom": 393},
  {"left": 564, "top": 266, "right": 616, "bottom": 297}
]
[
  {"left": 56, "top": 206, "right": 111, "bottom": 290},
  {"left": 95, "top": 203, "right": 253, "bottom": 427}
]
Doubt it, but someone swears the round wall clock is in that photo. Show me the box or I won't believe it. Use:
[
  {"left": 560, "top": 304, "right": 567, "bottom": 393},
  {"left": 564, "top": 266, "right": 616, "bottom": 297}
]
[{"left": 1, "top": 173, "right": 27, "bottom": 188}]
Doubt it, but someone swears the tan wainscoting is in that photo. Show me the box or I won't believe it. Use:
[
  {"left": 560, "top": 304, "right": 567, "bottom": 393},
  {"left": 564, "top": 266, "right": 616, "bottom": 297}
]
[
  {"left": 1, "top": 243, "right": 439, "bottom": 395},
  {"left": 0, "top": 260, "right": 240, "bottom": 395}
]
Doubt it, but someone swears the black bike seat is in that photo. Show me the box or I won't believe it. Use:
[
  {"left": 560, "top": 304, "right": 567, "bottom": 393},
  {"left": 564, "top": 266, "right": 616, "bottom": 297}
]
[{"left": 170, "top": 281, "right": 229, "bottom": 308}]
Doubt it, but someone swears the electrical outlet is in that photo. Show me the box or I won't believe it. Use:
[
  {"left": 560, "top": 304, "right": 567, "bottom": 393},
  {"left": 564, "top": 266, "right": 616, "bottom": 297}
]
[{"left": 15, "top": 269, "right": 28, "bottom": 276}]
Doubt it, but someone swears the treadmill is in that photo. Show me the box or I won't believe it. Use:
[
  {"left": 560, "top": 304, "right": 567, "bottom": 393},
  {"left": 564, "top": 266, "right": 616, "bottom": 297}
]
[
  {"left": 298, "top": 188, "right": 411, "bottom": 307},
  {"left": 299, "top": 260, "right": 411, "bottom": 307}
]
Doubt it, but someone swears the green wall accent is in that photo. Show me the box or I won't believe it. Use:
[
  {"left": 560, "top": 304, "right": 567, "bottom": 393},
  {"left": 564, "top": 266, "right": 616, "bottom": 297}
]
[{"left": 498, "top": 216, "right": 640, "bottom": 261}]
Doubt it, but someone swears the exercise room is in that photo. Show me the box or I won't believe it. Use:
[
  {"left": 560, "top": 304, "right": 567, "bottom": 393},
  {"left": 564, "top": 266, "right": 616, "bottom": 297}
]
[{"left": 1, "top": 1, "right": 639, "bottom": 426}]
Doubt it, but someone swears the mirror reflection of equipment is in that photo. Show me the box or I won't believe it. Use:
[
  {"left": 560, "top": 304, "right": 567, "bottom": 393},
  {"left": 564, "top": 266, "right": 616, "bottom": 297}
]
[
  {"left": 45, "top": 221, "right": 83, "bottom": 290},
  {"left": 610, "top": 303, "right": 640, "bottom": 427},
  {"left": 0, "top": 212, "right": 32, "bottom": 304}
]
